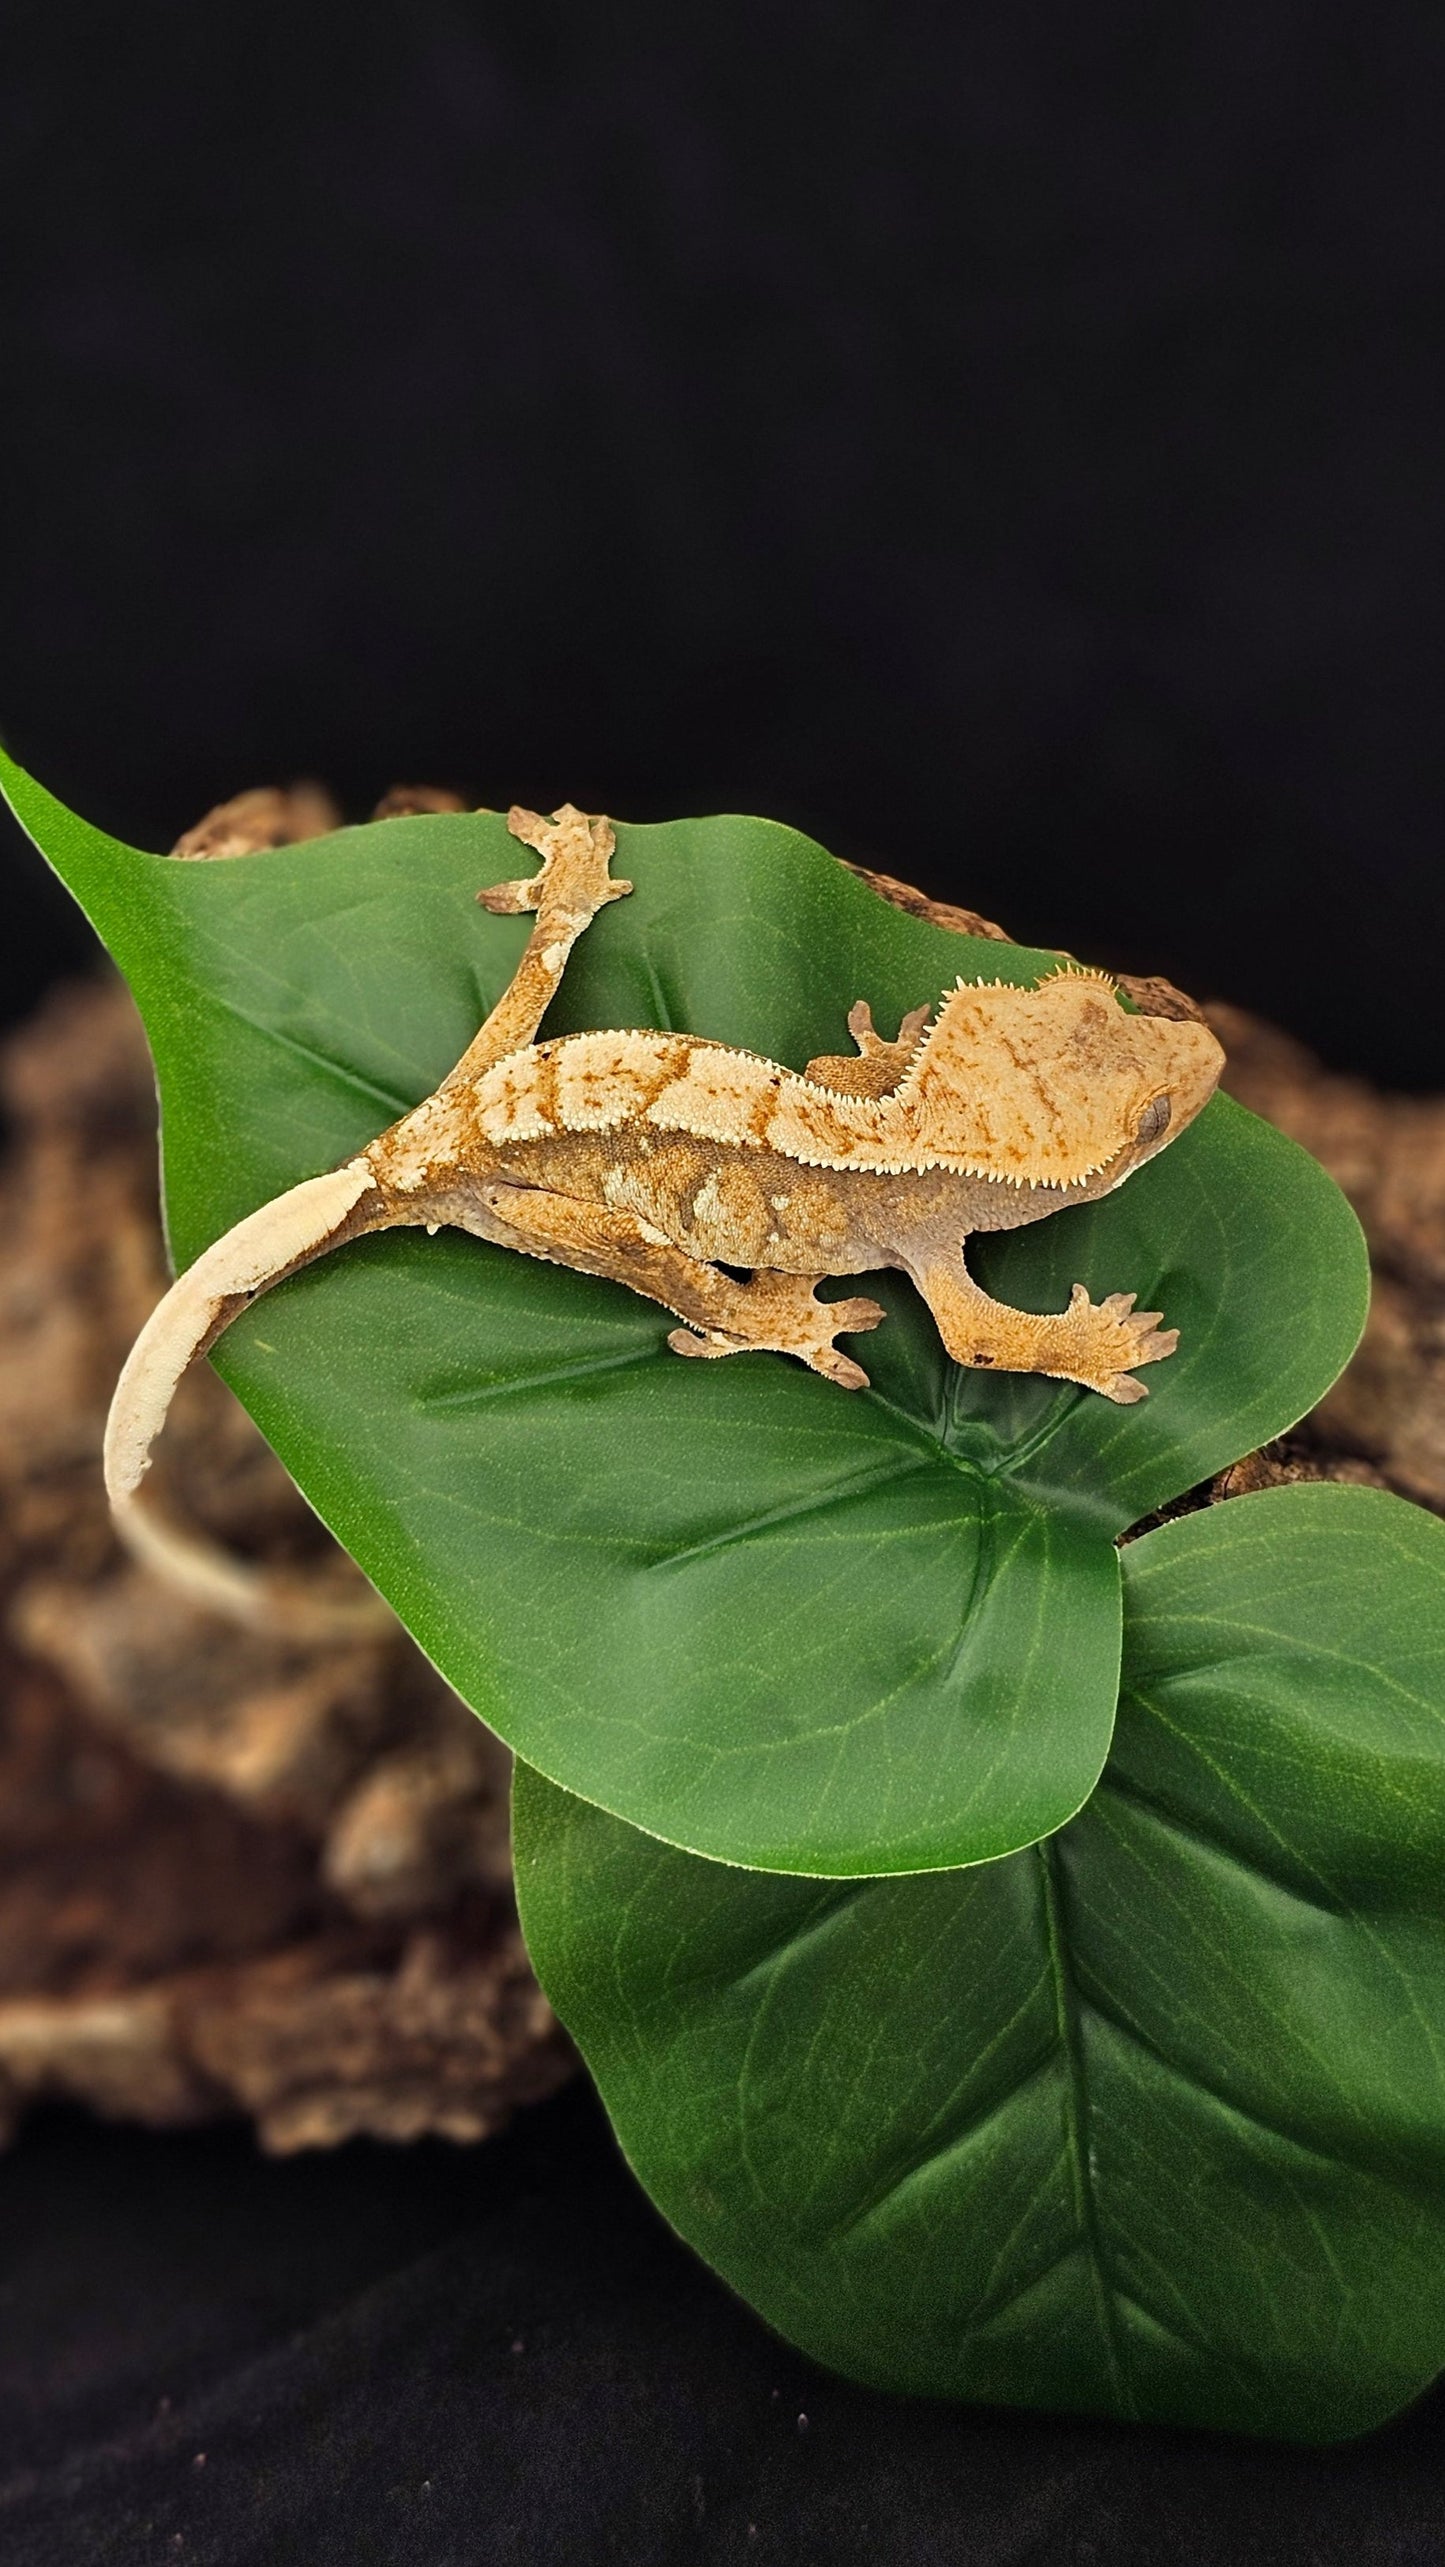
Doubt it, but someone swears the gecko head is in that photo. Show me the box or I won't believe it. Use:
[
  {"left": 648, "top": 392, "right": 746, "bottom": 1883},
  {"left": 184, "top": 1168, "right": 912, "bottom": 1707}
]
[
  {"left": 1053, "top": 976, "right": 1226, "bottom": 1196},
  {"left": 898, "top": 967, "right": 1225, "bottom": 1190}
]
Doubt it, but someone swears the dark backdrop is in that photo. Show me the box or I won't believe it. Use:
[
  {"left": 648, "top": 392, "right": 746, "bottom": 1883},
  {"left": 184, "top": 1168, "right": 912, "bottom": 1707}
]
[
  {"left": 2, "top": 0, "right": 1443, "bottom": 1083},
  {"left": 2, "top": 8, "right": 1444, "bottom": 2564}
]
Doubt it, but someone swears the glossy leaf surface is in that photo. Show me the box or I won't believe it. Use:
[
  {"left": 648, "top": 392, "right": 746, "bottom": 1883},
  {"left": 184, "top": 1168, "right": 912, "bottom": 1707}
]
[
  {"left": 516, "top": 1488, "right": 1445, "bottom": 2440},
  {"left": 3, "top": 754, "right": 1367, "bottom": 1872}
]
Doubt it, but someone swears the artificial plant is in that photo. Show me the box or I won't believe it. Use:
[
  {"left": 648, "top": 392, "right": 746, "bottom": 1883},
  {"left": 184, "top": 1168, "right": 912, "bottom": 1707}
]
[{"left": 5, "top": 746, "right": 1441, "bottom": 2441}]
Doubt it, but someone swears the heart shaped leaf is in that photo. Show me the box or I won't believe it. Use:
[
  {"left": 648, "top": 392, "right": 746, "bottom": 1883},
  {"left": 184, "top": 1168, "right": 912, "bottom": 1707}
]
[
  {"left": 515, "top": 1486, "right": 1445, "bottom": 2441},
  {"left": 3, "top": 755, "right": 1368, "bottom": 1874}
]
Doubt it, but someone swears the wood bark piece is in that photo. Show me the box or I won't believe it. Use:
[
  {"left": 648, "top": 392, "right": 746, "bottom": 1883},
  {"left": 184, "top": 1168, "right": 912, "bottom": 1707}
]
[
  {"left": 0, "top": 798, "right": 1436, "bottom": 2152},
  {"left": 1205, "top": 1002, "right": 1445, "bottom": 1511},
  {"left": 0, "top": 967, "right": 570, "bottom": 2151}
]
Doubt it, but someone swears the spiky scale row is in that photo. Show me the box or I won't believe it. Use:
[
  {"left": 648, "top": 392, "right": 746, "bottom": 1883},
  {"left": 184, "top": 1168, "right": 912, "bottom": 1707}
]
[{"left": 456, "top": 962, "right": 1160, "bottom": 1192}]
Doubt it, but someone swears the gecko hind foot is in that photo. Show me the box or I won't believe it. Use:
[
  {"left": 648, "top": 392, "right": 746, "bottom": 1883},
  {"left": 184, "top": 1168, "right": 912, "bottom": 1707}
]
[
  {"left": 668, "top": 1280, "right": 886, "bottom": 1391},
  {"left": 477, "top": 803, "right": 632, "bottom": 922}
]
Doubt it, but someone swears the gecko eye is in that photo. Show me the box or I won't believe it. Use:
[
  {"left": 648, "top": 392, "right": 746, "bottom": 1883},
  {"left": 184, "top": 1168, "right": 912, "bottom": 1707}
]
[{"left": 1136, "top": 1092, "right": 1171, "bottom": 1146}]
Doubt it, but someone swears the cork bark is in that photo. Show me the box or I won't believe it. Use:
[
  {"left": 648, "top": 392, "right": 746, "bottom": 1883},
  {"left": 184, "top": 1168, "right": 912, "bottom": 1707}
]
[
  {"left": 0, "top": 964, "right": 569, "bottom": 2151},
  {"left": 0, "top": 799, "right": 1436, "bottom": 2150}
]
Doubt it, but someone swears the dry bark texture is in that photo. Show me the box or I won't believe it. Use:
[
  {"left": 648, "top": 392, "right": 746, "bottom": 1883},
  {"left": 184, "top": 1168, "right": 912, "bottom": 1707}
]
[
  {"left": 0, "top": 968, "right": 570, "bottom": 2151},
  {"left": 1204, "top": 1002, "right": 1445, "bottom": 1512},
  {"left": 0, "top": 802, "right": 1437, "bottom": 2151}
]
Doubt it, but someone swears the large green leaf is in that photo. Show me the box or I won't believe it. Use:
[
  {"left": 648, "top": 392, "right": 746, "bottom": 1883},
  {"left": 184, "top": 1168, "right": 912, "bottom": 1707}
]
[
  {"left": 515, "top": 1487, "right": 1445, "bottom": 2441},
  {"left": 2, "top": 754, "right": 1367, "bottom": 1874}
]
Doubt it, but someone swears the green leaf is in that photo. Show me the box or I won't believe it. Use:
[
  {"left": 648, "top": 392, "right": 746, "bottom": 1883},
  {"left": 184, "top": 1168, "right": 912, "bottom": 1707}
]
[
  {"left": 2, "top": 753, "right": 1368, "bottom": 1874},
  {"left": 514, "top": 1487, "right": 1445, "bottom": 2441}
]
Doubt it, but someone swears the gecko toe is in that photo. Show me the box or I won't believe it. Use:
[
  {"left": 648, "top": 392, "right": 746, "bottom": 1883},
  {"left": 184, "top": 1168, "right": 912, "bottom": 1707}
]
[
  {"left": 820, "top": 1349, "right": 871, "bottom": 1390},
  {"left": 667, "top": 1323, "right": 749, "bottom": 1361},
  {"left": 828, "top": 1294, "right": 887, "bottom": 1336},
  {"left": 1135, "top": 1324, "right": 1179, "bottom": 1363},
  {"left": 1103, "top": 1371, "right": 1149, "bottom": 1404},
  {"left": 476, "top": 877, "right": 540, "bottom": 915}
]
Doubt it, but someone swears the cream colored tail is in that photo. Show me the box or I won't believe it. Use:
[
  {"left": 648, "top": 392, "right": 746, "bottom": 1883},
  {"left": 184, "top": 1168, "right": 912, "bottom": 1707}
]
[{"left": 105, "top": 1159, "right": 398, "bottom": 1639}]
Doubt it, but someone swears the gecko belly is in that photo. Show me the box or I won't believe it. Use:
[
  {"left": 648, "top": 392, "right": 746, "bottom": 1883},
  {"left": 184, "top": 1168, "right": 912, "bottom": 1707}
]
[
  {"left": 492, "top": 1128, "right": 860, "bottom": 1269},
  {"left": 483, "top": 1128, "right": 1028, "bottom": 1274}
]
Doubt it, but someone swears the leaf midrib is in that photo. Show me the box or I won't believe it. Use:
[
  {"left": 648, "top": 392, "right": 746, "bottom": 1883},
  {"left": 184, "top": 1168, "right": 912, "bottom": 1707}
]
[
  {"left": 1037, "top": 1835, "right": 1138, "bottom": 2420},
  {"left": 860, "top": 1377, "right": 1078, "bottom": 1494}
]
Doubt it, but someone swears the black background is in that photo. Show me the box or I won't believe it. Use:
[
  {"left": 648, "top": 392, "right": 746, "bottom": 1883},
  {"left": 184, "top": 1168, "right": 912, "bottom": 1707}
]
[
  {"left": 2, "top": 6, "right": 1444, "bottom": 2561},
  {"left": 3, "top": 1, "right": 1444, "bottom": 1083},
  {"left": 3, "top": 2086, "right": 1444, "bottom": 2567}
]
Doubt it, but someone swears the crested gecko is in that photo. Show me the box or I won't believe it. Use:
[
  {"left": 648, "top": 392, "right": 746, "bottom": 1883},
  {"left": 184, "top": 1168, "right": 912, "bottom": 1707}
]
[{"left": 105, "top": 804, "right": 1224, "bottom": 1619}]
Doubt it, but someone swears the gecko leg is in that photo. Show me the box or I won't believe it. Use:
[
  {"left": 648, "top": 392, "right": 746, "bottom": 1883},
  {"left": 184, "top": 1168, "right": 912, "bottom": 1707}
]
[
  {"left": 470, "top": 1182, "right": 886, "bottom": 1389},
  {"left": 910, "top": 1252, "right": 1177, "bottom": 1403},
  {"left": 439, "top": 804, "right": 632, "bottom": 1091},
  {"left": 805, "top": 999, "right": 932, "bottom": 1100}
]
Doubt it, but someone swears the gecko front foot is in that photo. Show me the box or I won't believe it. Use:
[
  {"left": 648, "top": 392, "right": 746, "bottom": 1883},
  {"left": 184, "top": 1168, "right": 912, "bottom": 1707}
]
[
  {"left": 477, "top": 803, "right": 632, "bottom": 924},
  {"left": 668, "top": 1276, "right": 886, "bottom": 1391},
  {"left": 1055, "top": 1284, "right": 1178, "bottom": 1403}
]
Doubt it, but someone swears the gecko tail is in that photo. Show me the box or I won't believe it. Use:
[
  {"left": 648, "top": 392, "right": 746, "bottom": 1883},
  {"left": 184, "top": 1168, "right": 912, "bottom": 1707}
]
[{"left": 105, "top": 1158, "right": 398, "bottom": 1641}]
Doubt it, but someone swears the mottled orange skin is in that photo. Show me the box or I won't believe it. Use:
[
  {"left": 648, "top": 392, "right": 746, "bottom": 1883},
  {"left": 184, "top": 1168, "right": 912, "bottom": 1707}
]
[
  {"left": 104, "top": 798, "right": 1229, "bottom": 1630},
  {"left": 359, "top": 805, "right": 1225, "bottom": 1399}
]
